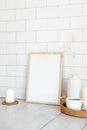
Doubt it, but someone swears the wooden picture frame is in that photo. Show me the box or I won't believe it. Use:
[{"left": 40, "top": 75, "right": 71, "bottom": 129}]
[{"left": 26, "top": 52, "right": 63, "bottom": 105}]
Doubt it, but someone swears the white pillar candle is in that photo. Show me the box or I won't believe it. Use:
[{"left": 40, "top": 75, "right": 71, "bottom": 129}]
[
  {"left": 6, "top": 89, "right": 15, "bottom": 103},
  {"left": 67, "top": 75, "right": 82, "bottom": 98}
]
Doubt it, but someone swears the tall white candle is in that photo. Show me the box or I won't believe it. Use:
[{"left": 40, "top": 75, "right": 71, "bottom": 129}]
[
  {"left": 67, "top": 75, "right": 82, "bottom": 98},
  {"left": 6, "top": 89, "right": 15, "bottom": 103}
]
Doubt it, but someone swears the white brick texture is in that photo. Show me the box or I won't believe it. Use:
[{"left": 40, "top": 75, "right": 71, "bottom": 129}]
[
  {"left": 48, "top": 18, "right": 70, "bottom": 29},
  {"left": 16, "top": 32, "right": 36, "bottom": 42},
  {"left": 59, "top": 30, "right": 82, "bottom": 42},
  {"left": 6, "top": 0, "right": 26, "bottom": 9},
  {"left": 17, "top": 55, "right": 27, "bottom": 65},
  {"left": 16, "top": 9, "right": 36, "bottom": 20},
  {"left": 83, "top": 55, "right": 87, "bottom": 67},
  {"left": 71, "top": 43, "right": 87, "bottom": 54},
  {"left": 0, "top": 10, "right": 15, "bottom": 21},
  {"left": 0, "top": 22, "right": 6, "bottom": 32},
  {"left": 26, "top": 43, "right": 47, "bottom": 53},
  {"left": 7, "top": 21, "right": 26, "bottom": 32},
  {"left": 26, "top": 0, "right": 46, "bottom": 8},
  {"left": 59, "top": 5, "right": 82, "bottom": 17},
  {"left": 71, "top": 17, "right": 87, "bottom": 29},
  {"left": 37, "top": 31, "right": 58, "bottom": 42},
  {"left": 82, "top": 30, "right": 87, "bottom": 41},
  {"left": 6, "top": 44, "right": 26, "bottom": 54},
  {"left": 47, "top": 0, "right": 69, "bottom": 6},
  {"left": 48, "top": 43, "right": 65, "bottom": 52},
  {"left": 37, "top": 7, "right": 58, "bottom": 18},
  {"left": 27, "top": 19, "right": 47, "bottom": 31},
  {"left": 63, "top": 55, "right": 83, "bottom": 67},
  {"left": 0, "top": 0, "right": 86, "bottom": 98},
  {"left": 83, "top": 4, "right": 87, "bottom": 15},
  {"left": 70, "top": 0, "right": 87, "bottom": 4},
  {"left": 0, "top": 33, "right": 16, "bottom": 43},
  {"left": 0, "top": 0, "right": 6, "bottom": 9}
]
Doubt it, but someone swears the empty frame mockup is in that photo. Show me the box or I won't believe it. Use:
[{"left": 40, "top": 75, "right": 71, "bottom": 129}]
[{"left": 26, "top": 52, "right": 63, "bottom": 105}]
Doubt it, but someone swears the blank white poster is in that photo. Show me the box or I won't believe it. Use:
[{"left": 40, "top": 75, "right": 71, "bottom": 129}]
[{"left": 26, "top": 53, "right": 62, "bottom": 105}]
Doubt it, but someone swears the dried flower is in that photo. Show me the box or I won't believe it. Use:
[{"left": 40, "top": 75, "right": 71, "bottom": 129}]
[
  {"left": 72, "top": 33, "right": 75, "bottom": 42},
  {"left": 63, "top": 34, "right": 77, "bottom": 59},
  {"left": 63, "top": 43, "right": 71, "bottom": 53}
]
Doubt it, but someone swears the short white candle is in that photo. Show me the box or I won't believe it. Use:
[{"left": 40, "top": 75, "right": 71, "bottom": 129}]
[
  {"left": 82, "top": 88, "right": 87, "bottom": 101},
  {"left": 6, "top": 89, "right": 15, "bottom": 103}
]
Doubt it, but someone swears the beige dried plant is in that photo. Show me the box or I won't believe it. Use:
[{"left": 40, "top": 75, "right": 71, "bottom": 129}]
[
  {"left": 63, "top": 34, "right": 76, "bottom": 59},
  {"left": 63, "top": 43, "right": 71, "bottom": 53}
]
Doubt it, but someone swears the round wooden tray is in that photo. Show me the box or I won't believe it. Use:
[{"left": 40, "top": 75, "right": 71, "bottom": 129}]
[
  {"left": 61, "top": 102, "right": 87, "bottom": 118},
  {"left": 2, "top": 100, "right": 19, "bottom": 105}
]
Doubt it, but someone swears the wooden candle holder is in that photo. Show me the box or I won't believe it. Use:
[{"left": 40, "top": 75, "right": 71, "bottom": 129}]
[
  {"left": 61, "top": 102, "right": 87, "bottom": 118},
  {"left": 2, "top": 100, "right": 19, "bottom": 105}
]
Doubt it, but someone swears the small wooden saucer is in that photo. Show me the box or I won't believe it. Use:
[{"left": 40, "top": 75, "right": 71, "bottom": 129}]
[
  {"left": 2, "top": 100, "right": 19, "bottom": 105},
  {"left": 61, "top": 102, "right": 87, "bottom": 118}
]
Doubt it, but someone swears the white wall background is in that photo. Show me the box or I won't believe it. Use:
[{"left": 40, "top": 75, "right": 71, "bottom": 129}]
[{"left": 0, "top": 0, "right": 87, "bottom": 99}]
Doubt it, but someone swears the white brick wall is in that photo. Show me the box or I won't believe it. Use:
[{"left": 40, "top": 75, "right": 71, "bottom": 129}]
[
  {"left": 48, "top": 18, "right": 70, "bottom": 29},
  {"left": 6, "top": 0, "right": 26, "bottom": 9},
  {"left": 26, "top": 43, "right": 47, "bottom": 53},
  {"left": 70, "top": 0, "right": 87, "bottom": 4},
  {"left": 36, "top": 31, "right": 58, "bottom": 42},
  {"left": 26, "top": 0, "right": 47, "bottom": 8},
  {"left": 59, "top": 30, "right": 82, "bottom": 42},
  {"left": 37, "top": 7, "right": 58, "bottom": 18},
  {"left": 0, "top": 22, "right": 6, "bottom": 32},
  {"left": 16, "top": 32, "right": 36, "bottom": 42},
  {"left": 0, "top": 33, "right": 16, "bottom": 43},
  {"left": 26, "top": 19, "right": 47, "bottom": 31},
  {"left": 0, "top": 0, "right": 87, "bottom": 98},
  {"left": 71, "top": 17, "right": 87, "bottom": 29},
  {"left": 59, "top": 5, "right": 82, "bottom": 17},
  {"left": 82, "top": 30, "right": 87, "bottom": 41},
  {"left": 16, "top": 9, "right": 36, "bottom": 20},
  {"left": 47, "top": 0, "right": 69, "bottom": 6},
  {"left": 0, "top": 0, "right": 6, "bottom": 9},
  {"left": 83, "top": 4, "right": 87, "bottom": 15},
  {"left": 7, "top": 21, "right": 26, "bottom": 32},
  {"left": 0, "top": 10, "right": 15, "bottom": 21}
]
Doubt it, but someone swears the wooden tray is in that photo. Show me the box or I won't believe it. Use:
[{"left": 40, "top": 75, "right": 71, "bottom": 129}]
[
  {"left": 61, "top": 102, "right": 87, "bottom": 118},
  {"left": 2, "top": 100, "right": 19, "bottom": 105}
]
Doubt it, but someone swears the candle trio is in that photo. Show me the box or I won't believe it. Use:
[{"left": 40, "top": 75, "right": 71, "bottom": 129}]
[{"left": 4, "top": 75, "right": 87, "bottom": 108}]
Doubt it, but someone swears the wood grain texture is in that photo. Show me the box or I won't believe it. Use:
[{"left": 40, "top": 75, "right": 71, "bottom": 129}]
[
  {"left": 2, "top": 100, "right": 19, "bottom": 105},
  {"left": 41, "top": 114, "right": 87, "bottom": 130},
  {"left": 0, "top": 99, "right": 87, "bottom": 130},
  {"left": 61, "top": 102, "right": 87, "bottom": 118}
]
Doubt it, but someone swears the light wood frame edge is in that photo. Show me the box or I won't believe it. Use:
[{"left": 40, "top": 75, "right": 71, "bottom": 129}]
[{"left": 26, "top": 52, "right": 63, "bottom": 106}]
